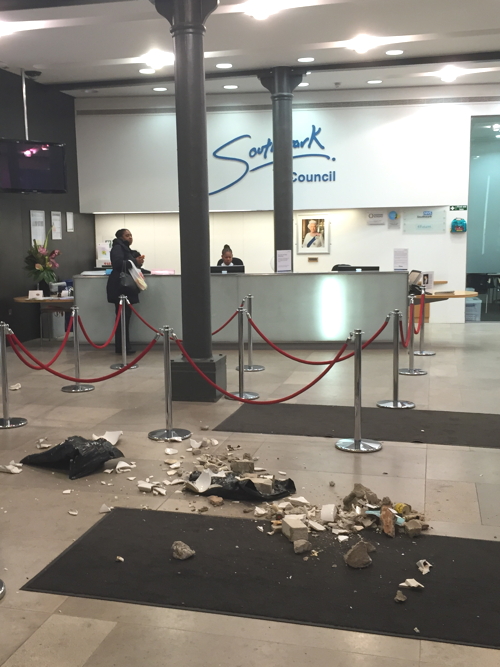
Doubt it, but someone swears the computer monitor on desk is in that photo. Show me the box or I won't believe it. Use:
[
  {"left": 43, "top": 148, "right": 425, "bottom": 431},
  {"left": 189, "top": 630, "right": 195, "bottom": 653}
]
[
  {"left": 210, "top": 265, "right": 245, "bottom": 274},
  {"left": 332, "top": 266, "right": 379, "bottom": 272}
]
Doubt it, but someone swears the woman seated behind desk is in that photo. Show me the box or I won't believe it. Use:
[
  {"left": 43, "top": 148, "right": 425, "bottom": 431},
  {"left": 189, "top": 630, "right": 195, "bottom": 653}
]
[
  {"left": 106, "top": 228, "right": 144, "bottom": 354},
  {"left": 216, "top": 244, "right": 243, "bottom": 267}
]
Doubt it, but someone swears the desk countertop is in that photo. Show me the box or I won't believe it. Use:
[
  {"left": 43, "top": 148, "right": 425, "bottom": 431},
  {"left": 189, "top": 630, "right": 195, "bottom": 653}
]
[{"left": 14, "top": 297, "right": 74, "bottom": 304}]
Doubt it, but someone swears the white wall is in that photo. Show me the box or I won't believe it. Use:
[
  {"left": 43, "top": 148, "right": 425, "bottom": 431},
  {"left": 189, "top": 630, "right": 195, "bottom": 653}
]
[{"left": 96, "top": 206, "right": 466, "bottom": 323}]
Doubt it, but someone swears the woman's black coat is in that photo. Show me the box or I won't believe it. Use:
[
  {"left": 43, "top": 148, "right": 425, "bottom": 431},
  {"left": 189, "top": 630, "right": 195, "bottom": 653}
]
[{"left": 106, "top": 238, "right": 140, "bottom": 305}]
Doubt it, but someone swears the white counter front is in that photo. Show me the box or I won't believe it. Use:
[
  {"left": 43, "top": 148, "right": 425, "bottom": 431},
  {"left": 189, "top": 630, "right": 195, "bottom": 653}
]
[{"left": 73, "top": 272, "right": 408, "bottom": 345}]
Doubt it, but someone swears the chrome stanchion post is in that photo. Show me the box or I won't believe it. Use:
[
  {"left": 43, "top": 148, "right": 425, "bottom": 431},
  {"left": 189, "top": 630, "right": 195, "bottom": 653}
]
[
  {"left": 414, "top": 287, "right": 435, "bottom": 357},
  {"left": 399, "top": 296, "right": 427, "bottom": 376},
  {"left": 243, "top": 295, "right": 265, "bottom": 372},
  {"left": 148, "top": 327, "right": 191, "bottom": 441},
  {"left": 0, "top": 322, "right": 27, "bottom": 428},
  {"left": 377, "top": 310, "right": 415, "bottom": 409},
  {"left": 62, "top": 307, "right": 95, "bottom": 393},
  {"left": 110, "top": 296, "right": 138, "bottom": 370},
  {"left": 336, "top": 329, "right": 382, "bottom": 453},
  {"left": 227, "top": 307, "right": 259, "bottom": 400}
]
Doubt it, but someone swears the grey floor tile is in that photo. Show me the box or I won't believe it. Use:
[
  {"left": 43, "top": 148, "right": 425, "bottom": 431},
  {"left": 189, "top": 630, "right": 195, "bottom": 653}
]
[
  {"left": 425, "top": 480, "right": 481, "bottom": 524},
  {"left": 476, "top": 483, "right": 500, "bottom": 527},
  {"left": 0, "top": 607, "right": 51, "bottom": 664},
  {"left": 420, "top": 639, "right": 500, "bottom": 666},
  {"left": 427, "top": 449, "right": 500, "bottom": 484}
]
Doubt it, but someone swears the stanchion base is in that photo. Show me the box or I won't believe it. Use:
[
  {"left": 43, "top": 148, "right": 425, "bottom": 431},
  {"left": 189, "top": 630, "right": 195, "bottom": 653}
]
[
  {"left": 335, "top": 438, "right": 382, "bottom": 453},
  {"left": 0, "top": 579, "right": 5, "bottom": 600},
  {"left": 61, "top": 384, "right": 95, "bottom": 393},
  {"left": 236, "top": 365, "right": 266, "bottom": 372},
  {"left": 148, "top": 428, "right": 192, "bottom": 442},
  {"left": 414, "top": 350, "right": 436, "bottom": 356},
  {"left": 225, "top": 391, "right": 260, "bottom": 401},
  {"left": 110, "top": 363, "right": 138, "bottom": 370},
  {"left": 0, "top": 417, "right": 28, "bottom": 429},
  {"left": 377, "top": 399, "right": 416, "bottom": 409},
  {"left": 399, "top": 368, "right": 427, "bottom": 376}
]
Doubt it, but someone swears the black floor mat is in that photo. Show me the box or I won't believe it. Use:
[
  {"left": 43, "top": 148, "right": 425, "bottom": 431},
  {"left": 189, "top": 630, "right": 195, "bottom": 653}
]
[
  {"left": 215, "top": 403, "right": 500, "bottom": 447},
  {"left": 23, "top": 508, "right": 500, "bottom": 649}
]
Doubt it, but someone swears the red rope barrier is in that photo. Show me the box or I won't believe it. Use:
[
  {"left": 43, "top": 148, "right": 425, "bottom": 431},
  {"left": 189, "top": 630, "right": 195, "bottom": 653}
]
[
  {"left": 413, "top": 292, "right": 425, "bottom": 335},
  {"left": 399, "top": 303, "right": 414, "bottom": 349},
  {"left": 11, "top": 315, "right": 75, "bottom": 371},
  {"left": 249, "top": 317, "right": 389, "bottom": 365},
  {"left": 78, "top": 305, "right": 122, "bottom": 349},
  {"left": 175, "top": 338, "right": 349, "bottom": 404},
  {"left": 212, "top": 310, "right": 238, "bottom": 336},
  {"left": 127, "top": 303, "right": 160, "bottom": 334},
  {"left": 8, "top": 334, "right": 158, "bottom": 383}
]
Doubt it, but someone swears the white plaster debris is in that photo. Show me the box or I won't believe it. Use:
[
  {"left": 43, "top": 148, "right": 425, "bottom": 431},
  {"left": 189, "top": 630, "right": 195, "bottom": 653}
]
[
  {"left": 100, "top": 481, "right": 107, "bottom": 485},
  {"left": 68, "top": 510, "right": 78, "bottom": 516},
  {"left": 165, "top": 448, "right": 179, "bottom": 455},
  {"left": 103, "top": 469, "right": 113, "bottom": 474},
  {"left": 99, "top": 504, "right": 112, "bottom": 513},
  {"left": 127, "top": 477, "right": 136, "bottom": 481},
  {"left": 416, "top": 559, "right": 433, "bottom": 575},
  {"left": 254, "top": 467, "right": 266, "bottom": 472},
  {"left": 116, "top": 556, "right": 124, "bottom": 562},
  {"left": 62, "top": 489, "right": 72, "bottom": 494},
  {"left": 184, "top": 469, "right": 213, "bottom": 493},
  {"left": 320, "top": 504, "right": 337, "bottom": 523},
  {"left": 338, "top": 535, "right": 349, "bottom": 542},
  {"left": 289, "top": 496, "right": 310, "bottom": 507},
  {"left": 257, "top": 526, "right": 264, "bottom": 532},
  {"left": 278, "top": 471, "right": 287, "bottom": 476},
  {"left": 399, "top": 578, "right": 424, "bottom": 589},
  {"left": 92, "top": 431, "right": 123, "bottom": 446},
  {"left": 308, "top": 520, "right": 326, "bottom": 532},
  {"left": 9, "top": 383, "right": 21, "bottom": 391},
  {"left": 167, "top": 470, "right": 177, "bottom": 476},
  {"left": 254, "top": 506, "right": 268, "bottom": 517},
  {"left": 169, "top": 462, "right": 181, "bottom": 469},
  {"left": 0, "top": 462, "right": 23, "bottom": 474},
  {"left": 115, "top": 461, "right": 136, "bottom": 474},
  {"left": 36, "top": 438, "right": 53, "bottom": 449}
]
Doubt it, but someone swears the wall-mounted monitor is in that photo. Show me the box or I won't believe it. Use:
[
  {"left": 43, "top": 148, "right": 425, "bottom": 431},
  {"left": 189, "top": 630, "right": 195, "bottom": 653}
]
[{"left": 0, "top": 138, "right": 67, "bottom": 194}]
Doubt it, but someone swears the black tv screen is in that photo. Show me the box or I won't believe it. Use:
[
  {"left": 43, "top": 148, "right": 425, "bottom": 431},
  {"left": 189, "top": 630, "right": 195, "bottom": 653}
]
[{"left": 0, "top": 139, "right": 67, "bottom": 193}]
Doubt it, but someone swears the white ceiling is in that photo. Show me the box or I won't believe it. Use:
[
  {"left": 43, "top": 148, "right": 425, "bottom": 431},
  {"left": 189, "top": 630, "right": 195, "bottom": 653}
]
[{"left": 1, "top": 0, "right": 500, "bottom": 97}]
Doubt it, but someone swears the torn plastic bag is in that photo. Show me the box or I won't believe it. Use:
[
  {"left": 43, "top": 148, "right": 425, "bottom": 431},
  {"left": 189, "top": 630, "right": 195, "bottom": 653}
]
[
  {"left": 187, "top": 470, "right": 296, "bottom": 501},
  {"left": 20, "top": 435, "right": 123, "bottom": 480}
]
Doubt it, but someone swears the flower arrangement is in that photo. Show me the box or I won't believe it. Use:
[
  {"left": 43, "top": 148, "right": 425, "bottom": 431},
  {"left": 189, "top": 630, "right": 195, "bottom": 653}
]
[{"left": 24, "top": 232, "right": 61, "bottom": 284}]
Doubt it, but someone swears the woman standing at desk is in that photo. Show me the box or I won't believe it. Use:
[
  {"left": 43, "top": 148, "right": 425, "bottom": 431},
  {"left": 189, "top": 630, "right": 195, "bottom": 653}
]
[
  {"left": 106, "top": 229, "right": 144, "bottom": 354},
  {"left": 217, "top": 244, "right": 243, "bottom": 267}
]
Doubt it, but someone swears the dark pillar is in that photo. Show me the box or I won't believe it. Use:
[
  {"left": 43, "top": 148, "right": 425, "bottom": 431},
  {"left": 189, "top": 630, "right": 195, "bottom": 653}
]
[
  {"left": 259, "top": 67, "right": 302, "bottom": 272},
  {"left": 155, "top": 0, "right": 226, "bottom": 401}
]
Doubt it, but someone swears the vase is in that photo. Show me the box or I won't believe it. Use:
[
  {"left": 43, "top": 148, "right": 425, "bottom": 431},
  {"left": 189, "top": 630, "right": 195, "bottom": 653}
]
[{"left": 37, "top": 280, "right": 52, "bottom": 297}]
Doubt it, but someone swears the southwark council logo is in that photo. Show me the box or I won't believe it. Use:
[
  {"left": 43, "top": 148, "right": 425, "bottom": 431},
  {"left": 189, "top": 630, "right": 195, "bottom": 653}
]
[{"left": 209, "top": 124, "right": 336, "bottom": 196}]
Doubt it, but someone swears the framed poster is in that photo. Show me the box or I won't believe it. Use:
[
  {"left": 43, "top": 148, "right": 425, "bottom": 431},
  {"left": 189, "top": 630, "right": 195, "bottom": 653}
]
[
  {"left": 30, "top": 210, "right": 45, "bottom": 244},
  {"left": 296, "top": 215, "right": 330, "bottom": 254}
]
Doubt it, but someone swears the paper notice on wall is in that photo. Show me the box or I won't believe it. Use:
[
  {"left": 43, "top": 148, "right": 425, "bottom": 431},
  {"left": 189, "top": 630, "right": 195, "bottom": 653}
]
[
  {"left": 66, "top": 212, "right": 74, "bottom": 232},
  {"left": 394, "top": 248, "right": 408, "bottom": 271},
  {"left": 367, "top": 211, "right": 386, "bottom": 225},
  {"left": 51, "top": 211, "right": 62, "bottom": 240},
  {"left": 30, "top": 210, "right": 45, "bottom": 244},
  {"left": 421, "top": 271, "right": 434, "bottom": 291},
  {"left": 276, "top": 250, "right": 292, "bottom": 273}
]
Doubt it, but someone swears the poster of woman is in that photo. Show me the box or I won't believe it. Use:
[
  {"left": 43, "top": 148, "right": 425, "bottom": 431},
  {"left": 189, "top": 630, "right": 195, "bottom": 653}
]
[{"left": 296, "top": 216, "right": 330, "bottom": 254}]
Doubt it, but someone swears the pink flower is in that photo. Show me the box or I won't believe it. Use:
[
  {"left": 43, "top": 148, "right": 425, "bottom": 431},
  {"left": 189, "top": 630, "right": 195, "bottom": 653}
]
[
  {"left": 49, "top": 260, "right": 59, "bottom": 269},
  {"left": 50, "top": 249, "right": 60, "bottom": 257},
  {"left": 38, "top": 247, "right": 48, "bottom": 256}
]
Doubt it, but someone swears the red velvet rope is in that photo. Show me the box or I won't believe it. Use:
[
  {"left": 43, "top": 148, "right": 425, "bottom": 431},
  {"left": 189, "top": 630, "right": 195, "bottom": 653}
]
[
  {"left": 399, "top": 303, "right": 414, "bottom": 349},
  {"left": 78, "top": 304, "right": 122, "bottom": 349},
  {"left": 40, "top": 314, "right": 75, "bottom": 368},
  {"left": 248, "top": 317, "right": 389, "bottom": 365},
  {"left": 211, "top": 309, "right": 238, "bottom": 335},
  {"left": 127, "top": 303, "right": 160, "bottom": 334},
  {"left": 175, "top": 338, "right": 349, "bottom": 404},
  {"left": 8, "top": 334, "right": 158, "bottom": 382},
  {"left": 413, "top": 292, "right": 425, "bottom": 335}
]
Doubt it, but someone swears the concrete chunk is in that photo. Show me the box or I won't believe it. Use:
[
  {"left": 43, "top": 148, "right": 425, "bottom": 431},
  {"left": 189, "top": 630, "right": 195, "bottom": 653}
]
[
  {"left": 230, "top": 459, "right": 255, "bottom": 475},
  {"left": 282, "top": 515, "right": 308, "bottom": 542},
  {"left": 405, "top": 519, "right": 423, "bottom": 538},
  {"left": 293, "top": 539, "right": 312, "bottom": 554},
  {"left": 247, "top": 477, "right": 273, "bottom": 494}
]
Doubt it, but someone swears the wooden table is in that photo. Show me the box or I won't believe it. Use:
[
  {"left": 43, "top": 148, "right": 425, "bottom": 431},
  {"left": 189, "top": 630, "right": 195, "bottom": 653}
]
[
  {"left": 425, "top": 290, "right": 478, "bottom": 303},
  {"left": 14, "top": 297, "right": 74, "bottom": 342}
]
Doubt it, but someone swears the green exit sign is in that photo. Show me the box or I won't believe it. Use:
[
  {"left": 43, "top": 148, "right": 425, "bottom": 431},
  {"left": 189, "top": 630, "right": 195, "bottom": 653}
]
[{"left": 450, "top": 205, "right": 467, "bottom": 211}]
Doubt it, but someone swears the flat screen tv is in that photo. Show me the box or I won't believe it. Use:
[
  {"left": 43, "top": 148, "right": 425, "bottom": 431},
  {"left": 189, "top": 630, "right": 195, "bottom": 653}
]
[{"left": 0, "top": 138, "right": 67, "bottom": 193}]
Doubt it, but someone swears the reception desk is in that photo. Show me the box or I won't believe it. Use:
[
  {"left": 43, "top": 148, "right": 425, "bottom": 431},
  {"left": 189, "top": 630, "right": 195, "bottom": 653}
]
[{"left": 73, "top": 272, "right": 408, "bottom": 345}]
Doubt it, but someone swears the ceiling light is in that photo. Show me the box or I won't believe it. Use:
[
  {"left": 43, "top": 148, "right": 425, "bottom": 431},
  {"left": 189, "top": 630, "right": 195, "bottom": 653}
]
[
  {"left": 386, "top": 49, "right": 404, "bottom": 56},
  {"left": 306, "top": 71, "right": 311, "bottom": 75},
  {"left": 492, "top": 124, "right": 500, "bottom": 131},
  {"left": 298, "top": 82, "right": 309, "bottom": 87},
  {"left": 346, "top": 34, "right": 380, "bottom": 54},
  {"left": 141, "top": 49, "right": 174, "bottom": 70},
  {"left": 216, "top": 63, "right": 233, "bottom": 69},
  {"left": 139, "top": 68, "right": 156, "bottom": 75},
  {"left": 153, "top": 87, "right": 167, "bottom": 92},
  {"left": 439, "top": 65, "right": 465, "bottom": 83},
  {"left": 0, "top": 21, "right": 16, "bottom": 38},
  {"left": 496, "top": 135, "right": 500, "bottom": 138},
  {"left": 483, "top": 125, "right": 492, "bottom": 128},
  {"left": 242, "top": 0, "right": 286, "bottom": 20},
  {"left": 224, "top": 85, "right": 238, "bottom": 89},
  {"left": 298, "top": 57, "right": 314, "bottom": 63},
  {"left": 367, "top": 79, "right": 382, "bottom": 84}
]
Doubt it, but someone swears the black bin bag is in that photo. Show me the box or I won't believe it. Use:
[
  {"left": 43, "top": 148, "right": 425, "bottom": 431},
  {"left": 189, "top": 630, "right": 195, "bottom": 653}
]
[{"left": 21, "top": 436, "right": 123, "bottom": 479}]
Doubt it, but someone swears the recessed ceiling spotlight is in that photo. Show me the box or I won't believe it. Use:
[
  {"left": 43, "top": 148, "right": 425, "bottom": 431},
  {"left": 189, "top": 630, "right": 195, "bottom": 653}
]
[
  {"left": 367, "top": 79, "right": 382, "bottom": 84},
  {"left": 386, "top": 49, "right": 404, "bottom": 56},
  {"left": 216, "top": 63, "right": 233, "bottom": 69},
  {"left": 298, "top": 82, "right": 309, "bottom": 87},
  {"left": 483, "top": 125, "right": 492, "bottom": 128},
  {"left": 224, "top": 85, "right": 238, "bottom": 89},
  {"left": 496, "top": 135, "right": 500, "bottom": 138},
  {"left": 84, "top": 89, "right": 99, "bottom": 93},
  {"left": 141, "top": 49, "right": 174, "bottom": 70},
  {"left": 298, "top": 57, "right": 315, "bottom": 63},
  {"left": 0, "top": 21, "right": 16, "bottom": 38},
  {"left": 153, "top": 87, "right": 167, "bottom": 92},
  {"left": 306, "top": 71, "right": 312, "bottom": 75},
  {"left": 439, "top": 65, "right": 465, "bottom": 82},
  {"left": 139, "top": 68, "right": 156, "bottom": 74},
  {"left": 346, "top": 34, "right": 380, "bottom": 54},
  {"left": 242, "top": 0, "right": 289, "bottom": 20}
]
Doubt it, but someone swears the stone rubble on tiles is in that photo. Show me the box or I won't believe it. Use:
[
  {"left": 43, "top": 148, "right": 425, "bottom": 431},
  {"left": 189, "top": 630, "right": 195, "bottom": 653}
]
[{"left": 172, "top": 541, "right": 195, "bottom": 560}]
